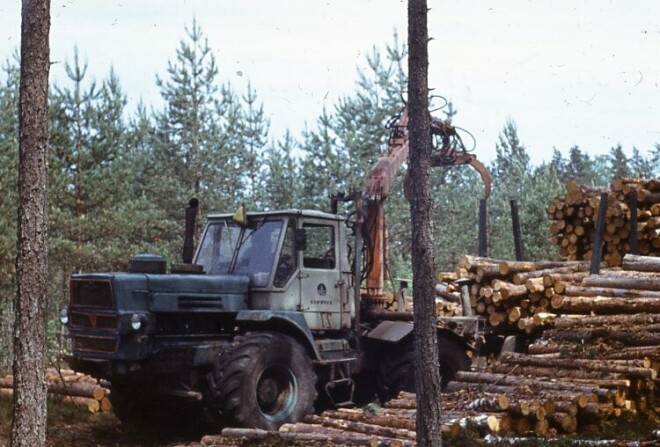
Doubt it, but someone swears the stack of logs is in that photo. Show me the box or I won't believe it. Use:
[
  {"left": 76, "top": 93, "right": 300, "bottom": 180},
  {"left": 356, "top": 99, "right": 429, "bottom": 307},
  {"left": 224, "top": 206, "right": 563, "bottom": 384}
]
[
  {"left": 0, "top": 368, "right": 111, "bottom": 413},
  {"left": 449, "top": 255, "right": 593, "bottom": 331},
  {"left": 202, "top": 392, "right": 521, "bottom": 446},
  {"left": 203, "top": 254, "right": 659, "bottom": 445},
  {"left": 547, "top": 178, "right": 660, "bottom": 266},
  {"left": 436, "top": 253, "right": 660, "bottom": 436}
]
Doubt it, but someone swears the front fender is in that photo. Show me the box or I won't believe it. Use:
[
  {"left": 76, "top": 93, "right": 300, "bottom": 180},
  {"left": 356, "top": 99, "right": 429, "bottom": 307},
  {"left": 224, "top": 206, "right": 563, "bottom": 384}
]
[
  {"left": 366, "top": 320, "right": 414, "bottom": 343},
  {"left": 235, "top": 310, "right": 320, "bottom": 360},
  {"left": 366, "top": 320, "right": 474, "bottom": 353}
]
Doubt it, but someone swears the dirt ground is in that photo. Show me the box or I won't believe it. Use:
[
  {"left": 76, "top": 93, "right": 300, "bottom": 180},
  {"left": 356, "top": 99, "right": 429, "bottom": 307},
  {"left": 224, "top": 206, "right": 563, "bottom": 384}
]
[
  {"left": 1, "top": 396, "right": 658, "bottom": 447},
  {"left": 0, "top": 398, "right": 206, "bottom": 447}
]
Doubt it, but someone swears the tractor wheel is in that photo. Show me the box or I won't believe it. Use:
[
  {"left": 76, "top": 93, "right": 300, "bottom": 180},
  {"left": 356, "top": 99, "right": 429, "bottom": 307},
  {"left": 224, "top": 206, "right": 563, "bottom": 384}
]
[
  {"left": 210, "top": 332, "right": 318, "bottom": 430},
  {"left": 377, "top": 338, "right": 470, "bottom": 401},
  {"left": 376, "top": 342, "right": 415, "bottom": 402}
]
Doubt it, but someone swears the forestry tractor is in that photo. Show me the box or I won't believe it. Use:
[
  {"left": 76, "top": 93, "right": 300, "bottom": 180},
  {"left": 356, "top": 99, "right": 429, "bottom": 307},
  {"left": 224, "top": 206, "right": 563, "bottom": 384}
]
[{"left": 60, "top": 107, "right": 494, "bottom": 430}]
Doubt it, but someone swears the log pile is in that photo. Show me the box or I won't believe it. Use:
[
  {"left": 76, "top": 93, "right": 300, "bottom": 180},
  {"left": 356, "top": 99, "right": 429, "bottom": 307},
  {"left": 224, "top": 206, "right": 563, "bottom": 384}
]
[
  {"left": 204, "top": 393, "right": 517, "bottom": 446},
  {"left": 443, "top": 321, "right": 659, "bottom": 434},
  {"left": 430, "top": 253, "right": 660, "bottom": 437},
  {"left": 445, "top": 255, "right": 592, "bottom": 333},
  {"left": 547, "top": 178, "right": 660, "bottom": 266},
  {"left": 0, "top": 368, "right": 111, "bottom": 413}
]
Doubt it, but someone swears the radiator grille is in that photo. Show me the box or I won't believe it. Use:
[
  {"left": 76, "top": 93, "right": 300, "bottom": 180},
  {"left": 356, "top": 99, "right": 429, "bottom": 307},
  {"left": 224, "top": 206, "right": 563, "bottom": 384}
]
[
  {"left": 70, "top": 278, "right": 114, "bottom": 308},
  {"left": 69, "top": 311, "right": 119, "bottom": 330},
  {"left": 71, "top": 335, "right": 117, "bottom": 353}
]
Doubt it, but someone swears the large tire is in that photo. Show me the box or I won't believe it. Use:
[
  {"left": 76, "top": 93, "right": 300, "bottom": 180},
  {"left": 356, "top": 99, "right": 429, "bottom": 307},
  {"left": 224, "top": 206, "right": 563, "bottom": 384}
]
[
  {"left": 210, "top": 332, "right": 317, "bottom": 430},
  {"left": 377, "top": 338, "right": 470, "bottom": 401}
]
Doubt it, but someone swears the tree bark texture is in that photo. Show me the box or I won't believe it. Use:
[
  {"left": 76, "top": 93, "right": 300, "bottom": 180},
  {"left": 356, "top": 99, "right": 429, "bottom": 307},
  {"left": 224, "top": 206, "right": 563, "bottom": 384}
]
[
  {"left": 408, "top": 1, "right": 443, "bottom": 446},
  {"left": 12, "top": 1, "right": 50, "bottom": 446}
]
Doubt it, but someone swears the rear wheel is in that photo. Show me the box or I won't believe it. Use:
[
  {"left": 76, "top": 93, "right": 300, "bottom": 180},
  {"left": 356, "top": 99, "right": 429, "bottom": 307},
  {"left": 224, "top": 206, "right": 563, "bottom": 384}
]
[
  {"left": 210, "top": 332, "right": 317, "bottom": 430},
  {"left": 377, "top": 338, "right": 470, "bottom": 401}
]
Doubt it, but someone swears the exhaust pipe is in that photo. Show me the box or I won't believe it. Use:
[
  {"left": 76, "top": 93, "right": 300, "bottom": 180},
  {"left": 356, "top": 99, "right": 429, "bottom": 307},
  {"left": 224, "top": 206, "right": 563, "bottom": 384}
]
[{"left": 182, "top": 198, "right": 199, "bottom": 263}]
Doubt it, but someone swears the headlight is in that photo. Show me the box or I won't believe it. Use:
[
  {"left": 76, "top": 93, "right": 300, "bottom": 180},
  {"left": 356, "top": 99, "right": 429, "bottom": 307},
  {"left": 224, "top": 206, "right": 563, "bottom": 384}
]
[
  {"left": 130, "top": 313, "right": 143, "bottom": 331},
  {"left": 59, "top": 307, "right": 69, "bottom": 325}
]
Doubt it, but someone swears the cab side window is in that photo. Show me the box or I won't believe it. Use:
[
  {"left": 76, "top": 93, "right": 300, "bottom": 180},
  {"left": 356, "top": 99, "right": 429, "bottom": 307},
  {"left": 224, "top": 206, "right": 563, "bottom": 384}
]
[
  {"left": 302, "top": 223, "right": 335, "bottom": 270},
  {"left": 274, "top": 221, "right": 297, "bottom": 287}
]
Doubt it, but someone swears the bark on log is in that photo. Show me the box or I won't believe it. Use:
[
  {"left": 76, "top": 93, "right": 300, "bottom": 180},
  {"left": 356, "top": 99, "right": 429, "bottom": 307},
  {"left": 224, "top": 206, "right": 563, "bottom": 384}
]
[
  {"left": 549, "top": 412, "right": 577, "bottom": 433},
  {"left": 581, "top": 275, "right": 660, "bottom": 291},
  {"left": 492, "top": 280, "right": 529, "bottom": 300},
  {"left": 600, "top": 345, "right": 660, "bottom": 360},
  {"left": 498, "top": 261, "right": 575, "bottom": 276},
  {"left": 559, "top": 296, "right": 660, "bottom": 314},
  {"left": 216, "top": 426, "right": 415, "bottom": 447},
  {"left": 499, "top": 352, "right": 657, "bottom": 380},
  {"left": 553, "top": 313, "right": 660, "bottom": 328},
  {"left": 490, "top": 363, "right": 630, "bottom": 383},
  {"left": 563, "top": 285, "right": 660, "bottom": 298},
  {"left": 320, "top": 409, "right": 416, "bottom": 431},
  {"left": 465, "top": 395, "right": 510, "bottom": 412},
  {"left": 0, "top": 377, "right": 107, "bottom": 399},
  {"left": 458, "top": 255, "right": 504, "bottom": 271},
  {"left": 541, "top": 328, "right": 660, "bottom": 346},
  {"left": 303, "top": 414, "right": 417, "bottom": 441},
  {"left": 622, "top": 254, "right": 660, "bottom": 273},
  {"left": 454, "top": 371, "right": 614, "bottom": 396}
]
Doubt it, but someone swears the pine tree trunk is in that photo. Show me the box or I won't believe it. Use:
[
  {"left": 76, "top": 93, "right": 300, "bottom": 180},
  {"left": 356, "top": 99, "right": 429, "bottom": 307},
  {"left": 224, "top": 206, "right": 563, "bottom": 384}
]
[
  {"left": 12, "top": 1, "right": 50, "bottom": 446},
  {"left": 408, "top": 1, "right": 443, "bottom": 445}
]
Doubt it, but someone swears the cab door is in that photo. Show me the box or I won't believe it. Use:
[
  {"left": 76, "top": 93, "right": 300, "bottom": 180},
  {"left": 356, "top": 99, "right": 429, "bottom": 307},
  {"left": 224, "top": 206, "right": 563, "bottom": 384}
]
[{"left": 298, "top": 219, "right": 345, "bottom": 330}]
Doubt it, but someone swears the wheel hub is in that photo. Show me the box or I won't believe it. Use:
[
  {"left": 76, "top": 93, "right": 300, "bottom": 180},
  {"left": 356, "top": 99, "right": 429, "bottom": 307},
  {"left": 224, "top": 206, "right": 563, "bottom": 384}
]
[{"left": 256, "top": 365, "right": 297, "bottom": 420}]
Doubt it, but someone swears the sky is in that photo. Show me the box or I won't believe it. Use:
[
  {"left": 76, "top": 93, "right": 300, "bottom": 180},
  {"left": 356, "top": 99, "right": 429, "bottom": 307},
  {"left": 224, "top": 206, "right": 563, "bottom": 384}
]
[{"left": 1, "top": 0, "right": 659, "bottom": 165}]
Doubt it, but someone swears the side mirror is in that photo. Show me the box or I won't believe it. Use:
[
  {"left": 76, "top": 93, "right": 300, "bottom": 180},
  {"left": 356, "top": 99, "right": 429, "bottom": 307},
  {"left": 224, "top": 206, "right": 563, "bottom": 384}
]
[{"left": 294, "top": 229, "right": 307, "bottom": 251}]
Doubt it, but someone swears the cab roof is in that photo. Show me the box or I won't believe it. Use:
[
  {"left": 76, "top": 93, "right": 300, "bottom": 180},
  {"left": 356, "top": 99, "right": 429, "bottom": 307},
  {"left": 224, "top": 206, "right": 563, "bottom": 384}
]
[{"left": 206, "top": 208, "right": 344, "bottom": 222}]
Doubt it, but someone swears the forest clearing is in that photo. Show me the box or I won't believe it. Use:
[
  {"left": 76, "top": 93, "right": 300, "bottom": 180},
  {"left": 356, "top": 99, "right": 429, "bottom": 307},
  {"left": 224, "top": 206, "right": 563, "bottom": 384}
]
[
  {"left": 4, "top": 1, "right": 660, "bottom": 446},
  {"left": 2, "top": 220, "right": 659, "bottom": 445}
]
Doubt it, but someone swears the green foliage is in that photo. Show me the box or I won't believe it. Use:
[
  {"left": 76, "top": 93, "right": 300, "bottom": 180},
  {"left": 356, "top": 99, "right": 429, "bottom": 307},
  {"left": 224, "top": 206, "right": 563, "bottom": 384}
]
[
  {"left": 630, "top": 147, "right": 654, "bottom": 178},
  {"left": 608, "top": 144, "right": 631, "bottom": 179},
  {"left": 487, "top": 121, "right": 562, "bottom": 261},
  {"left": 264, "top": 130, "right": 300, "bottom": 209},
  {"left": 238, "top": 81, "right": 270, "bottom": 208},
  {"left": 1, "top": 20, "right": 659, "bottom": 386},
  {"left": 0, "top": 56, "right": 19, "bottom": 293}
]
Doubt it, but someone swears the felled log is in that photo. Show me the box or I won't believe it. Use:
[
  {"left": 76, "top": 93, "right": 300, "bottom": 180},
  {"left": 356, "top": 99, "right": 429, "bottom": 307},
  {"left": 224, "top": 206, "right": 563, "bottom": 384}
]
[
  {"left": 464, "top": 395, "right": 510, "bottom": 412},
  {"left": 559, "top": 296, "right": 660, "bottom": 314},
  {"left": 0, "top": 376, "right": 107, "bottom": 400},
  {"left": 454, "top": 371, "right": 614, "bottom": 396},
  {"left": 542, "top": 328, "right": 660, "bottom": 346},
  {"left": 622, "top": 254, "right": 660, "bottom": 273},
  {"left": 498, "top": 261, "right": 575, "bottom": 276},
  {"left": 600, "top": 345, "right": 660, "bottom": 360},
  {"left": 499, "top": 352, "right": 657, "bottom": 380},
  {"left": 320, "top": 409, "right": 415, "bottom": 431},
  {"left": 549, "top": 412, "right": 577, "bottom": 433},
  {"left": 457, "top": 413, "right": 507, "bottom": 434},
  {"left": 215, "top": 425, "right": 415, "bottom": 447},
  {"left": 458, "top": 255, "right": 504, "bottom": 271},
  {"left": 303, "top": 414, "right": 416, "bottom": 441},
  {"left": 553, "top": 313, "right": 660, "bottom": 328},
  {"left": 581, "top": 275, "right": 660, "bottom": 292},
  {"left": 563, "top": 285, "right": 660, "bottom": 299},
  {"left": 443, "top": 382, "right": 526, "bottom": 396},
  {"left": 490, "top": 363, "right": 632, "bottom": 384},
  {"left": 492, "top": 280, "right": 528, "bottom": 300}
]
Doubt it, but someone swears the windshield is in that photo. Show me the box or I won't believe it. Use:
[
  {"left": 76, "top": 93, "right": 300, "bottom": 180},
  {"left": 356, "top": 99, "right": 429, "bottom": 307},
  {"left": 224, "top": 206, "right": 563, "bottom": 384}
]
[{"left": 196, "top": 218, "right": 284, "bottom": 287}]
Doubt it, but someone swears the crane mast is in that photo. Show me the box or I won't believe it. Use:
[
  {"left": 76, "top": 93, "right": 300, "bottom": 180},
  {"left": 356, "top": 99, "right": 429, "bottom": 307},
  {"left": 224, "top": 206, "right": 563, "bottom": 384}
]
[{"left": 359, "top": 106, "right": 491, "bottom": 308}]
